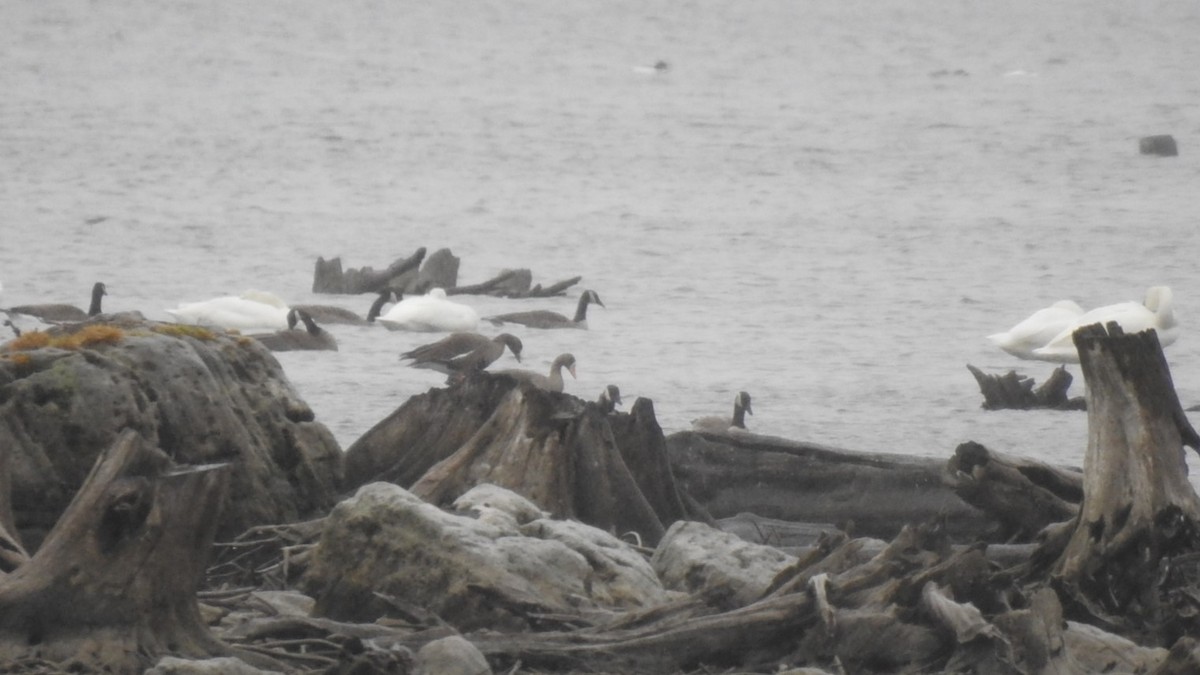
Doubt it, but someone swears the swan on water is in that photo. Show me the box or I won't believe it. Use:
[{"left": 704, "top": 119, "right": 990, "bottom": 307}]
[
  {"left": 166, "top": 290, "right": 290, "bottom": 331},
  {"left": 987, "top": 299, "right": 1085, "bottom": 360},
  {"left": 377, "top": 287, "right": 479, "bottom": 332},
  {"left": 1032, "top": 286, "right": 1179, "bottom": 363}
]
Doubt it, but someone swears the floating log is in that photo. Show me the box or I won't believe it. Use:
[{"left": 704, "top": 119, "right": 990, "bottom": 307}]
[
  {"left": 1046, "top": 323, "right": 1200, "bottom": 642},
  {"left": 311, "top": 247, "right": 426, "bottom": 294},
  {"left": 1140, "top": 134, "right": 1179, "bottom": 157},
  {"left": 967, "top": 364, "right": 1085, "bottom": 410},
  {"left": 0, "top": 431, "right": 234, "bottom": 671}
]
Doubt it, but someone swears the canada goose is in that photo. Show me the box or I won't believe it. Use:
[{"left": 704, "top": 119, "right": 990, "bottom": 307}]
[
  {"left": 1033, "top": 286, "right": 1179, "bottom": 363},
  {"left": 364, "top": 290, "right": 396, "bottom": 324},
  {"left": 987, "top": 299, "right": 1085, "bottom": 360},
  {"left": 494, "top": 353, "right": 577, "bottom": 393},
  {"left": 486, "top": 290, "right": 604, "bottom": 330},
  {"left": 9, "top": 282, "right": 106, "bottom": 323},
  {"left": 692, "top": 391, "right": 753, "bottom": 432},
  {"left": 402, "top": 332, "right": 523, "bottom": 375},
  {"left": 166, "top": 290, "right": 290, "bottom": 331},
  {"left": 597, "top": 385, "right": 623, "bottom": 414},
  {"left": 252, "top": 309, "right": 338, "bottom": 352},
  {"left": 377, "top": 287, "right": 479, "bottom": 332}
]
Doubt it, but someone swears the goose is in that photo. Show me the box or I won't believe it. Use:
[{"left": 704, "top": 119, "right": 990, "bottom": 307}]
[
  {"left": 494, "top": 353, "right": 577, "bottom": 393},
  {"left": 486, "top": 290, "right": 604, "bottom": 330},
  {"left": 377, "top": 287, "right": 479, "bottom": 332},
  {"left": 289, "top": 304, "right": 368, "bottom": 326},
  {"left": 401, "top": 332, "right": 523, "bottom": 375},
  {"left": 987, "top": 299, "right": 1085, "bottom": 360},
  {"left": 9, "top": 282, "right": 107, "bottom": 323},
  {"left": 165, "top": 290, "right": 290, "bottom": 331},
  {"left": 1032, "top": 286, "right": 1179, "bottom": 363},
  {"left": 632, "top": 60, "right": 670, "bottom": 75},
  {"left": 692, "top": 391, "right": 753, "bottom": 432},
  {"left": 597, "top": 385, "right": 623, "bottom": 414},
  {"left": 362, "top": 290, "right": 397, "bottom": 324},
  {"left": 252, "top": 309, "right": 338, "bottom": 352}
]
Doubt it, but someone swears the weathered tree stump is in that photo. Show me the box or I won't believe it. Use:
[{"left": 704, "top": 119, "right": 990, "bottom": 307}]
[
  {"left": 967, "top": 364, "right": 1086, "bottom": 410},
  {"left": 0, "top": 431, "right": 232, "bottom": 671},
  {"left": 415, "top": 247, "right": 460, "bottom": 291},
  {"left": 1047, "top": 323, "right": 1200, "bottom": 642},
  {"left": 945, "top": 440, "right": 1082, "bottom": 541},
  {"left": 311, "top": 247, "right": 426, "bottom": 294}
]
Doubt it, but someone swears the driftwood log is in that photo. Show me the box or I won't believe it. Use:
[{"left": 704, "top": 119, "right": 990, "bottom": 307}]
[
  {"left": 311, "top": 247, "right": 426, "bottom": 294},
  {"left": 967, "top": 364, "right": 1086, "bottom": 410},
  {"left": 1040, "top": 324, "right": 1200, "bottom": 642},
  {"left": 667, "top": 430, "right": 995, "bottom": 543},
  {"left": 945, "top": 440, "right": 1082, "bottom": 541},
  {"left": 0, "top": 431, "right": 235, "bottom": 671}
]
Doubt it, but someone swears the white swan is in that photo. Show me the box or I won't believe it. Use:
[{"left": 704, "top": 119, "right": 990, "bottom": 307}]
[
  {"left": 1032, "top": 286, "right": 1179, "bottom": 363},
  {"left": 987, "top": 299, "right": 1085, "bottom": 360},
  {"left": 376, "top": 288, "right": 479, "bottom": 332},
  {"left": 165, "top": 290, "right": 290, "bottom": 331}
]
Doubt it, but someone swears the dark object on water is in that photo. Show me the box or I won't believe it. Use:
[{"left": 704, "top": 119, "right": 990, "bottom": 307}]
[
  {"left": 1139, "top": 134, "right": 1178, "bottom": 157},
  {"left": 967, "top": 364, "right": 1085, "bottom": 411}
]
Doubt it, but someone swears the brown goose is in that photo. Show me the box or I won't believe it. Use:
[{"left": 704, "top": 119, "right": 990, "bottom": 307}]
[
  {"left": 692, "top": 391, "right": 753, "bottom": 432},
  {"left": 494, "top": 353, "right": 577, "bottom": 392},
  {"left": 252, "top": 309, "right": 338, "bottom": 351},
  {"left": 10, "top": 281, "right": 106, "bottom": 323},
  {"left": 402, "top": 332, "right": 523, "bottom": 375},
  {"left": 486, "top": 290, "right": 603, "bottom": 329}
]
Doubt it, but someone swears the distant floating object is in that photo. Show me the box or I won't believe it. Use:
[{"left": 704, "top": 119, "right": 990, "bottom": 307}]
[
  {"left": 987, "top": 299, "right": 1085, "bottom": 360},
  {"left": 1140, "top": 134, "right": 1179, "bottom": 157},
  {"left": 1002, "top": 69, "right": 1039, "bottom": 78},
  {"left": 632, "top": 60, "right": 670, "bottom": 75}
]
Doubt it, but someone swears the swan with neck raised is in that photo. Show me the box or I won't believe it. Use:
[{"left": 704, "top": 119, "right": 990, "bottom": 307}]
[
  {"left": 377, "top": 287, "right": 479, "bottom": 332},
  {"left": 1032, "top": 286, "right": 1179, "bottom": 363},
  {"left": 166, "top": 290, "right": 290, "bottom": 331},
  {"left": 987, "top": 299, "right": 1085, "bottom": 360}
]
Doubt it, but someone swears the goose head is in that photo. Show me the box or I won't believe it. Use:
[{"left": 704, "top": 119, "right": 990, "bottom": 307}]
[
  {"left": 554, "top": 353, "right": 577, "bottom": 379},
  {"left": 286, "top": 308, "right": 300, "bottom": 330},
  {"left": 732, "top": 391, "right": 753, "bottom": 428},
  {"left": 88, "top": 282, "right": 107, "bottom": 316},
  {"left": 598, "top": 384, "right": 622, "bottom": 413},
  {"left": 496, "top": 333, "right": 523, "bottom": 363}
]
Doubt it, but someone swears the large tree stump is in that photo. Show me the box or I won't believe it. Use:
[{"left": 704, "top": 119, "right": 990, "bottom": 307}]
[
  {"left": 1049, "top": 324, "right": 1200, "bottom": 641},
  {"left": 0, "top": 430, "right": 232, "bottom": 671},
  {"left": 311, "top": 247, "right": 426, "bottom": 294}
]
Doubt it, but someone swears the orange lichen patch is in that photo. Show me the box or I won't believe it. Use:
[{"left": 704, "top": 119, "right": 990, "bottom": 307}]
[
  {"left": 151, "top": 323, "right": 217, "bottom": 341},
  {"left": 6, "top": 331, "right": 51, "bottom": 351},
  {"left": 55, "top": 324, "right": 125, "bottom": 350}
]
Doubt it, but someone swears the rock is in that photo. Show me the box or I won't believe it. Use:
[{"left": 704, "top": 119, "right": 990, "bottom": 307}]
[
  {"left": 302, "top": 482, "right": 673, "bottom": 630},
  {"left": 145, "top": 656, "right": 283, "bottom": 675},
  {"left": 413, "top": 635, "right": 492, "bottom": 675},
  {"left": 0, "top": 318, "right": 343, "bottom": 546},
  {"left": 1140, "top": 134, "right": 1179, "bottom": 157},
  {"left": 417, "top": 247, "right": 460, "bottom": 291},
  {"left": 652, "top": 520, "right": 797, "bottom": 607}
]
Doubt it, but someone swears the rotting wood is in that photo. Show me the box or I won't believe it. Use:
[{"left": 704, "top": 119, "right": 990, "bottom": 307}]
[{"left": 967, "top": 363, "right": 1086, "bottom": 410}]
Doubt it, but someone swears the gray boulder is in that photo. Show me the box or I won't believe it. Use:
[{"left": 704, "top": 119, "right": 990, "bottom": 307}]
[
  {"left": 0, "top": 318, "right": 343, "bottom": 546},
  {"left": 652, "top": 520, "right": 797, "bottom": 606},
  {"left": 413, "top": 635, "right": 491, "bottom": 675},
  {"left": 302, "top": 482, "right": 674, "bottom": 630}
]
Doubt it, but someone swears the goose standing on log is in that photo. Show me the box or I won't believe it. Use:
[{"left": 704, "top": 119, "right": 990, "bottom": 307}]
[
  {"left": 252, "top": 309, "right": 338, "bottom": 351},
  {"left": 987, "top": 299, "right": 1085, "bottom": 360},
  {"left": 401, "top": 332, "right": 523, "bottom": 375},
  {"left": 166, "top": 290, "right": 291, "bottom": 331},
  {"left": 377, "top": 287, "right": 479, "bottom": 332},
  {"left": 1032, "top": 286, "right": 1178, "bottom": 363},
  {"left": 9, "top": 281, "right": 106, "bottom": 323},
  {"left": 487, "top": 289, "right": 604, "bottom": 329},
  {"left": 494, "top": 353, "right": 577, "bottom": 392},
  {"left": 692, "top": 391, "right": 753, "bottom": 432}
]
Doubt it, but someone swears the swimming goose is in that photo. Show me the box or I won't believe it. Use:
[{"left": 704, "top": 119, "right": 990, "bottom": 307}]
[
  {"left": 363, "top": 290, "right": 396, "bottom": 324},
  {"left": 289, "top": 304, "right": 368, "bottom": 325},
  {"left": 402, "top": 332, "right": 523, "bottom": 375},
  {"left": 252, "top": 309, "right": 338, "bottom": 352},
  {"left": 597, "top": 384, "right": 623, "bottom": 414},
  {"left": 692, "top": 391, "right": 753, "bottom": 432},
  {"left": 377, "top": 287, "right": 479, "bottom": 332},
  {"left": 494, "top": 353, "right": 577, "bottom": 392},
  {"left": 9, "top": 282, "right": 107, "bottom": 323},
  {"left": 987, "top": 299, "right": 1085, "bottom": 360},
  {"left": 486, "top": 290, "right": 604, "bottom": 330},
  {"left": 166, "top": 290, "right": 290, "bottom": 331},
  {"left": 1032, "top": 286, "right": 1179, "bottom": 363}
]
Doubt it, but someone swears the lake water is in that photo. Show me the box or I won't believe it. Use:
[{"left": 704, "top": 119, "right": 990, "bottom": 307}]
[{"left": 3, "top": 0, "right": 1200, "bottom": 476}]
